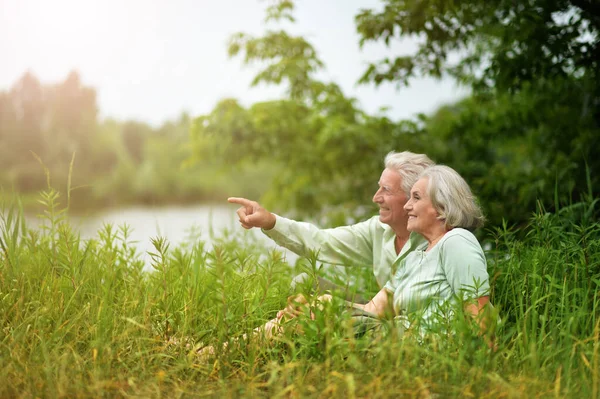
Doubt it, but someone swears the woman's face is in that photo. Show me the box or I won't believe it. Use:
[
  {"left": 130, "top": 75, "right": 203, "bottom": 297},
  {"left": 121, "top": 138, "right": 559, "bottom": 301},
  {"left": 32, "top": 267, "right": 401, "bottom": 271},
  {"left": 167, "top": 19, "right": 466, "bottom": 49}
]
[
  {"left": 372, "top": 168, "right": 409, "bottom": 233},
  {"left": 404, "top": 177, "right": 443, "bottom": 235}
]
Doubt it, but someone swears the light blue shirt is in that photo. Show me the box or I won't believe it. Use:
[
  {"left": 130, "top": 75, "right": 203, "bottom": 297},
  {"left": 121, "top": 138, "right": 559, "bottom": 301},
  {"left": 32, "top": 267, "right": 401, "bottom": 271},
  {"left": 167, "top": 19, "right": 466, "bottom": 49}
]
[
  {"left": 384, "top": 228, "right": 490, "bottom": 324},
  {"left": 263, "top": 215, "right": 426, "bottom": 288}
]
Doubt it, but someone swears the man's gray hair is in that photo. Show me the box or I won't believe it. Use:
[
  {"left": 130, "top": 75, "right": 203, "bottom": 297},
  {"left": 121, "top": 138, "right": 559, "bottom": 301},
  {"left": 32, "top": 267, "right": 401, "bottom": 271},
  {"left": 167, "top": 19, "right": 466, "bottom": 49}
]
[
  {"left": 421, "top": 165, "right": 485, "bottom": 231},
  {"left": 384, "top": 151, "right": 435, "bottom": 196}
]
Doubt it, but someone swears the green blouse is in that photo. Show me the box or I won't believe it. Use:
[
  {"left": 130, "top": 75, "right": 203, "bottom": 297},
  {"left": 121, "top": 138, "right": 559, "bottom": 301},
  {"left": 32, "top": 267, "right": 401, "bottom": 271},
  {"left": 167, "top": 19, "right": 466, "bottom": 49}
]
[{"left": 384, "top": 228, "right": 490, "bottom": 324}]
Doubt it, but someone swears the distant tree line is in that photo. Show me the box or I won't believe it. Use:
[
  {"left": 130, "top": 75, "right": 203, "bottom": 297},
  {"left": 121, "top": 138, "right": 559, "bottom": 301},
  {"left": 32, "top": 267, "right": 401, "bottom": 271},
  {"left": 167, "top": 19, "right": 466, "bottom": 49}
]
[
  {"left": 0, "top": 71, "right": 99, "bottom": 192},
  {"left": 0, "top": 71, "right": 270, "bottom": 210}
]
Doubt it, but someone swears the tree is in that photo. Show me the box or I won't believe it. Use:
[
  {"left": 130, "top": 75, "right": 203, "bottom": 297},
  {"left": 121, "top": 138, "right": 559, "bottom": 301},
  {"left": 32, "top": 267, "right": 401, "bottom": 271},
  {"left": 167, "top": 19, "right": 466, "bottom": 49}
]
[
  {"left": 355, "top": 0, "right": 600, "bottom": 225},
  {"left": 188, "top": 0, "right": 599, "bottom": 227},
  {"left": 45, "top": 71, "right": 98, "bottom": 163},
  {"left": 7, "top": 72, "right": 46, "bottom": 157},
  {"left": 0, "top": 71, "right": 103, "bottom": 193},
  {"left": 190, "top": 4, "right": 428, "bottom": 219},
  {"left": 121, "top": 121, "right": 152, "bottom": 165},
  {"left": 355, "top": 0, "right": 599, "bottom": 92}
]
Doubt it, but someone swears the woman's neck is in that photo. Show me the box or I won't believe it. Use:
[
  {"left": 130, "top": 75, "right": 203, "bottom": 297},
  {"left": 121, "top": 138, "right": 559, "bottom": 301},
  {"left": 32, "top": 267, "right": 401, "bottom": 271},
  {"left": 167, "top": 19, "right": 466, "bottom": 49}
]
[{"left": 423, "top": 226, "right": 451, "bottom": 252}]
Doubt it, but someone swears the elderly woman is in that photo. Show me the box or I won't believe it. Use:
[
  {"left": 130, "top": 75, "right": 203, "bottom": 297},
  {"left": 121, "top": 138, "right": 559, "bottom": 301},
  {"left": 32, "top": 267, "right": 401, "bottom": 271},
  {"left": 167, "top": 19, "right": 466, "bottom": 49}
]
[{"left": 199, "top": 165, "right": 493, "bottom": 357}]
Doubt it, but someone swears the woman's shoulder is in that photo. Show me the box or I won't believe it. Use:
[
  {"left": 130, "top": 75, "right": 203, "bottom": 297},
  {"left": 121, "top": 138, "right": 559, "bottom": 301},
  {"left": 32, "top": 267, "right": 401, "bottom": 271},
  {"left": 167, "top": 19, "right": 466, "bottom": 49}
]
[
  {"left": 438, "top": 228, "right": 486, "bottom": 268},
  {"left": 439, "top": 228, "right": 480, "bottom": 248},
  {"left": 444, "top": 227, "right": 476, "bottom": 238}
]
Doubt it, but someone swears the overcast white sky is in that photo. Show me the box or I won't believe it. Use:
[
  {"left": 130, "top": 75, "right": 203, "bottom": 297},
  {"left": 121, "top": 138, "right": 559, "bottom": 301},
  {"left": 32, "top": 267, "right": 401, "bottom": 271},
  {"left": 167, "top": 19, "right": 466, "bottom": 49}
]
[{"left": 1, "top": 0, "right": 467, "bottom": 126}]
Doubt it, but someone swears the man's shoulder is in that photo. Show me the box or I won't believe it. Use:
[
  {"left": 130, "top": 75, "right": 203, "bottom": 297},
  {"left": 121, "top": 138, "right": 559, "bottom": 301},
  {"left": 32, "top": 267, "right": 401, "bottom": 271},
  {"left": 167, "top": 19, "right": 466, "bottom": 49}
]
[
  {"left": 347, "top": 215, "right": 387, "bottom": 230},
  {"left": 340, "top": 216, "right": 394, "bottom": 244}
]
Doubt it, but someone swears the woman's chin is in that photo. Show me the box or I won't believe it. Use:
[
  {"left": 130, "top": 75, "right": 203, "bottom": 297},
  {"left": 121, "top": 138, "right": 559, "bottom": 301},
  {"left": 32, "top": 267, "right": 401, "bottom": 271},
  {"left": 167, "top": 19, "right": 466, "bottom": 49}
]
[{"left": 406, "top": 224, "right": 419, "bottom": 233}]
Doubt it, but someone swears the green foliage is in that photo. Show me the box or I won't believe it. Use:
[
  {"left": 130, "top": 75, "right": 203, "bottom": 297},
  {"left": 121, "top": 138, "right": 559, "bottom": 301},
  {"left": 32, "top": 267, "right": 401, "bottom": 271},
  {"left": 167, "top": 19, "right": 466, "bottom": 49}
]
[
  {"left": 1, "top": 186, "right": 599, "bottom": 397},
  {"left": 190, "top": 96, "right": 429, "bottom": 219},
  {"left": 423, "top": 77, "right": 599, "bottom": 227},
  {"left": 188, "top": 0, "right": 600, "bottom": 230},
  {"left": 229, "top": 30, "right": 324, "bottom": 100},
  {"left": 191, "top": 19, "right": 429, "bottom": 220},
  {"left": 354, "top": 0, "right": 600, "bottom": 227},
  {"left": 355, "top": 0, "right": 599, "bottom": 92}
]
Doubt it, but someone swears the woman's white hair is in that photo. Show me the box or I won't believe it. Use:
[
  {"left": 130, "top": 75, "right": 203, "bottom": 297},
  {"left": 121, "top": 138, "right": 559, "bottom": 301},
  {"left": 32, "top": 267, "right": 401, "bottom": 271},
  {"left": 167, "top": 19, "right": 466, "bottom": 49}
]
[
  {"left": 384, "top": 151, "right": 435, "bottom": 196},
  {"left": 420, "top": 165, "right": 485, "bottom": 231}
]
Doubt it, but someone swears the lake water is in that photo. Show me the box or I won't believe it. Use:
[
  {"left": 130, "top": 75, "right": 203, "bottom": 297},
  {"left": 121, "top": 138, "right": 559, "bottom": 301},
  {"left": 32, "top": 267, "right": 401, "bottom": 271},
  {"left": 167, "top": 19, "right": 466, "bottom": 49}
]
[{"left": 25, "top": 203, "right": 298, "bottom": 268}]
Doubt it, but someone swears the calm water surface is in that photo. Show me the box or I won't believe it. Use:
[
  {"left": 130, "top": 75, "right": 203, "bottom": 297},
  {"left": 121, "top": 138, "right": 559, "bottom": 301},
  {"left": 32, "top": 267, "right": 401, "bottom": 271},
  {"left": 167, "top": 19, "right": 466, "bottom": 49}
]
[{"left": 27, "top": 203, "right": 296, "bottom": 268}]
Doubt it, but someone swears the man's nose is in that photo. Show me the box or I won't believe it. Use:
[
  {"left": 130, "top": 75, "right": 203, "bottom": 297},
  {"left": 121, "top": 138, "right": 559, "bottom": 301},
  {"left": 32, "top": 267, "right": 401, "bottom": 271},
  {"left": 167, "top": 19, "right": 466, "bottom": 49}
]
[{"left": 373, "top": 189, "right": 382, "bottom": 203}]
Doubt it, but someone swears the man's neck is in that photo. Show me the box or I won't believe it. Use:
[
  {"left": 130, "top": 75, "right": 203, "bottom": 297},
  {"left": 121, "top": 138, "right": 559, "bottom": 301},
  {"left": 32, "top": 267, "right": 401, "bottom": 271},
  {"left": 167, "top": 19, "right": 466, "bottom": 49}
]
[
  {"left": 392, "top": 226, "right": 410, "bottom": 242},
  {"left": 394, "top": 229, "right": 410, "bottom": 255}
]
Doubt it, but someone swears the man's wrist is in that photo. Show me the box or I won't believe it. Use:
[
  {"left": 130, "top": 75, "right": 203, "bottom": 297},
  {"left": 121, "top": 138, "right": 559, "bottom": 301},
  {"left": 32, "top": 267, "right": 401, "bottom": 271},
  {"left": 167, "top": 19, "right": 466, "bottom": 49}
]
[{"left": 264, "top": 213, "right": 277, "bottom": 230}]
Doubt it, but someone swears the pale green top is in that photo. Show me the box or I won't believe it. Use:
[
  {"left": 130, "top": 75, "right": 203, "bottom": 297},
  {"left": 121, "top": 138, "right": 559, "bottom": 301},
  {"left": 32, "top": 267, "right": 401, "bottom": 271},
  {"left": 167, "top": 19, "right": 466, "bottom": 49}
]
[
  {"left": 263, "top": 215, "right": 426, "bottom": 288},
  {"left": 383, "top": 228, "right": 490, "bottom": 324}
]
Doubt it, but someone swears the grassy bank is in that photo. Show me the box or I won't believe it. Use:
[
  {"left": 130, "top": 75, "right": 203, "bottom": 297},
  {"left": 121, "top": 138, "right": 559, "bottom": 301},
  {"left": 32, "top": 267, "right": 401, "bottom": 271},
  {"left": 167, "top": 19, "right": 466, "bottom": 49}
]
[{"left": 1, "top": 189, "right": 599, "bottom": 398}]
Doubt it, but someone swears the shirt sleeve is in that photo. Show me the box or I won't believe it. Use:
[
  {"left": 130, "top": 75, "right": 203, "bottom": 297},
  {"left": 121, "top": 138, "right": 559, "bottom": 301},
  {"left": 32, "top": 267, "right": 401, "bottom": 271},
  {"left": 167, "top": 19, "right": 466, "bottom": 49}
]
[
  {"left": 262, "top": 215, "right": 377, "bottom": 266},
  {"left": 439, "top": 232, "right": 490, "bottom": 299},
  {"left": 383, "top": 280, "right": 395, "bottom": 292}
]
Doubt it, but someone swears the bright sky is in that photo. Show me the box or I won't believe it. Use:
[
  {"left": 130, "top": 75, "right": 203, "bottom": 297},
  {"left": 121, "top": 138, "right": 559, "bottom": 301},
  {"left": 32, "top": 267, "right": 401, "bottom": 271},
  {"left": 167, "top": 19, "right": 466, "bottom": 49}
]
[{"left": 0, "top": 0, "right": 467, "bottom": 126}]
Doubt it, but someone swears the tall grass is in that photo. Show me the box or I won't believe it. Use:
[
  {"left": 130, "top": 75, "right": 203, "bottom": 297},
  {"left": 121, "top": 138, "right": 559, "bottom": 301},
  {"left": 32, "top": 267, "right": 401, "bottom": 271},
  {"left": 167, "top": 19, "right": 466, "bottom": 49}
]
[{"left": 0, "top": 186, "right": 599, "bottom": 397}]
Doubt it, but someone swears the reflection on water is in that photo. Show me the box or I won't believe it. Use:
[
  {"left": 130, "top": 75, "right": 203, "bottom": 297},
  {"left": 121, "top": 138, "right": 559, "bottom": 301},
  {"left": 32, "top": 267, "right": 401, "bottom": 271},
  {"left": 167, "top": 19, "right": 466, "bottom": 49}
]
[{"left": 25, "top": 203, "right": 297, "bottom": 268}]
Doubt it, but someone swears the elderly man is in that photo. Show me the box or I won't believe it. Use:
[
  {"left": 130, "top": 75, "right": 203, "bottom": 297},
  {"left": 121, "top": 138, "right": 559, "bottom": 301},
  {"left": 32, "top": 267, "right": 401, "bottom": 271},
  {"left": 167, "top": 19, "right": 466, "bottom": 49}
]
[{"left": 228, "top": 151, "right": 435, "bottom": 300}]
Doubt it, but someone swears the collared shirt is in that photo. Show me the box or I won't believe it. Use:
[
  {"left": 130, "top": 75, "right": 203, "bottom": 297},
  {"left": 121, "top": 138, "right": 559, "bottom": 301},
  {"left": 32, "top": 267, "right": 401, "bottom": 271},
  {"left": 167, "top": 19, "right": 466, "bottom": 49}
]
[
  {"left": 262, "top": 215, "right": 426, "bottom": 288},
  {"left": 383, "top": 228, "right": 490, "bottom": 324}
]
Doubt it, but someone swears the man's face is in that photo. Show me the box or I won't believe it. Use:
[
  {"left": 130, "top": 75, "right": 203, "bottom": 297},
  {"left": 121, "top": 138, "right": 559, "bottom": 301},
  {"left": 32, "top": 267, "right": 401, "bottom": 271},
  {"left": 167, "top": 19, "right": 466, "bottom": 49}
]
[{"left": 372, "top": 168, "right": 409, "bottom": 233}]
